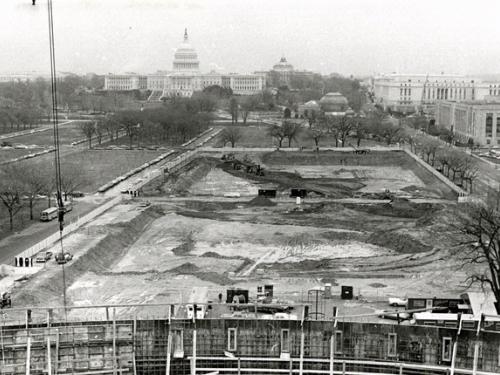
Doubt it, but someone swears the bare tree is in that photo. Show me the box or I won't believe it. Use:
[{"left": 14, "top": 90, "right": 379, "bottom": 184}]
[
  {"left": 229, "top": 97, "right": 239, "bottom": 124},
  {"left": 455, "top": 205, "right": 500, "bottom": 312},
  {"left": 268, "top": 124, "right": 286, "bottom": 148},
  {"left": 352, "top": 117, "right": 367, "bottom": 147},
  {"left": 19, "top": 164, "right": 46, "bottom": 220},
  {"left": 60, "top": 167, "right": 85, "bottom": 201},
  {"left": 220, "top": 127, "right": 242, "bottom": 148},
  {"left": 0, "top": 165, "right": 24, "bottom": 230},
  {"left": 282, "top": 120, "right": 302, "bottom": 147},
  {"left": 420, "top": 138, "right": 441, "bottom": 166},
  {"left": 240, "top": 95, "right": 260, "bottom": 125},
  {"left": 333, "top": 116, "right": 354, "bottom": 147},
  {"left": 460, "top": 157, "right": 479, "bottom": 193},
  {"left": 308, "top": 127, "right": 326, "bottom": 150},
  {"left": 377, "top": 121, "right": 402, "bottom": 145},
  {"left": 80, "top": 121, "right": 96, "bottom": 149},
  {"left": 435, "top": 149, "right": 450, "bottom": 176},
  {"left": 95, "top": 119, "right": 104, "bottom": 145},
  {"left": 447, "top": 150, "right": 465, "bottom": 183},
  {"left": 305, "top": 110, "right": 317, "bottom": 128}
]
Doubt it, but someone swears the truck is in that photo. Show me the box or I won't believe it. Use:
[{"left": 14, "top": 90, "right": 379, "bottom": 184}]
[
  {"left": 55, "top": 252, "right": 73, "bottom": 264},
  {"left": 35, "top": 251, "right": 53, "bottom": 263}
]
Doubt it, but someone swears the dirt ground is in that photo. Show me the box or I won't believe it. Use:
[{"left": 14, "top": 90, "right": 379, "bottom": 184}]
[{"left": 7, "top": 151, "right": 474, "bottom": 321}]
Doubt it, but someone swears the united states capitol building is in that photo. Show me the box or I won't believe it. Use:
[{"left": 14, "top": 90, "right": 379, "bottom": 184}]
[{"left": 104, "top": 29, "right": 265, "bottom": 100}]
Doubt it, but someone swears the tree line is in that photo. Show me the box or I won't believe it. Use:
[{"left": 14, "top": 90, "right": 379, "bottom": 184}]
[
  {"left": 0, "top": 74, "right": 145, "bottom": 134},
  {"left": 80, "top": 96, "right": 215, "bottom": 149},
  {"left": 0, "top": 162, "right": 84, "bottom": 231}
]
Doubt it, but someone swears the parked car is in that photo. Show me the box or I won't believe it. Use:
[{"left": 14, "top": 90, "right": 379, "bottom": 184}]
[
  {"left": 71, "top": 191, "right": 84, "bottom": 198},
  {"left": 35, "top": 251, "right": 53, "bottom": 263}
]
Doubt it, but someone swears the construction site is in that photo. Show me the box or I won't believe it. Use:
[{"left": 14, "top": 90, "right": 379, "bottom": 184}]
[{"left": 1, "top": 147, "right": 498, "bottom": 374}]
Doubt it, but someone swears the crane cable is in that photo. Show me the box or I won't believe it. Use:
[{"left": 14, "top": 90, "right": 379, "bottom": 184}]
[{"left": 47, "top": 0, "right": 68, "bottom": 321}]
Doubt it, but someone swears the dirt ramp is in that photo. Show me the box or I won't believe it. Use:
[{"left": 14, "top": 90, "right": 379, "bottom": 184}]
[{"left": 14, "top": 207, "right": 163, "bottom": 307}]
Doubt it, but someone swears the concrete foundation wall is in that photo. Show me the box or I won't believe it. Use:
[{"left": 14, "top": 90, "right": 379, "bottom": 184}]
[{"left": 1, "top": 318, "right": 498, "bottom": 375}]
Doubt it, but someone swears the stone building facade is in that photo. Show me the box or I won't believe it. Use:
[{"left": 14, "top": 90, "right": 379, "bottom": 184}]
[
  {"left": 436, "top": 99, "right": 500, "bottom": 146},
  {"left": 104, "top": 29, "right": 264, "bottom": 98}
]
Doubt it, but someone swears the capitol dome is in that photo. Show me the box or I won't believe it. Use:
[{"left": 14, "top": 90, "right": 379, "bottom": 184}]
[
  {"left": 272, "top": 56, "right": 294, "bottom": 72},
  {"left": 319, "top": 92, "right": 349, "bottom": 112},
  {"left": 172, "top": 29, "right": 200, "bottom": 72}
]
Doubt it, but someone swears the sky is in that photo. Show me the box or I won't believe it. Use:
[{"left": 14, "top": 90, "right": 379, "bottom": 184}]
[{"left": 1, "top": 0, "right": 500, "bottom": 77}]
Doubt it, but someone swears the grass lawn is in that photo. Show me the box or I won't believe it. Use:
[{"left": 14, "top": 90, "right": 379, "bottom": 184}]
[
  {"left": 208, "top": 125, "right": 389, "bottom": 149},
  {"left": 0, "top": 124, "right": 42, "bottom": 135},
  {"left": 0, "top": 148, "right": 47, "bottom": 163},
  {"left": 30, "top": 149, "right": 164, "bottom": 192},
  {"left": 11, "top": 121, "right": 86, "bottom": 146},
  {"left": 0, "top": 148, "right": 164, "bottom": 239}
]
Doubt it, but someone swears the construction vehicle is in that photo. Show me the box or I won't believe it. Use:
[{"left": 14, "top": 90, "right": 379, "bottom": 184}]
[
  {"left": 55, "top": 252, "right": 73, "bottom": 264},
  {"left": 0, "top": 292, "right": 11, "bottom": 309},
  {"left": 221, "top": 153, "right": 235, "bottom": 161}
]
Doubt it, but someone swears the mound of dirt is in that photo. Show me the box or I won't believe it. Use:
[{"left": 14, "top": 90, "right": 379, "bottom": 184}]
[
  {"left": 369, "top": 282, "right": 387, "bottom": 288},
  {"left": 13, "top": 207, "right": 163, "bottom": 307},
  {"left": 196, "top": 272, "right": 234, "bottom": 285},
  {"left": 367, "top": 231, "right": 433, "bottom": 253},
  {"left": 346, "top": 202, "right": 437, "bottom": 219},
  {"left": 171, "top": 262, "right": 200, "bottom": 274},
  {"left": 320, "top": 277, "right": 338, "bottom": 286},
  {"left": 162, "top": 158, "right": 216, "bottom": 195},
  {"left": 172, "top": 232, "right": 195, "bottom": 255},
  {"left": 248, "top": 195, "right": 277, "bottom": 207}
]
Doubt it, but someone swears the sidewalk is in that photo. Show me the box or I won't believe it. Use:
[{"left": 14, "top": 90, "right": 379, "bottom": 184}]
[{"left": 0, "top": 120, "right": 73, "bottom": 140}]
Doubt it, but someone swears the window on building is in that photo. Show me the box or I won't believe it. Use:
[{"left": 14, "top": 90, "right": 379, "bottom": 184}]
[
  {"left": 388, "top": 333, "right": 397, "bottom": 357},
  {"left": 486, "top": 113, "right": 493, "bottom": 137},
  {"left": 227, "top": 328, "right": 237, "bottom": 351},
  {"left": 442, "top": 337, "right": 453, "bottom": 362},
  {"left": 334, "top": 331, "right": 343, "bottom": 354},
  {"left": 281, "top": 329, "right": 290, "bottom": 353},
  {"left": 498, "top": 344, "right": 500, "bottom": 366},
  {"left": 172, "top": 330, "right": 184, "bottom": 358}
]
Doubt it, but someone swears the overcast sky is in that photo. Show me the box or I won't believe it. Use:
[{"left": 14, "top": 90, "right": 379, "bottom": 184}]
[{"left": 2, "top": 0, "right": 500, "bottom": 77}]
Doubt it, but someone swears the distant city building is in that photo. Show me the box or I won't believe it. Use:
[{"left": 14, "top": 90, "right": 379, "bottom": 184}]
[
  {"left": 372, "top": 73, "right": 500, "bottom": 113},
  {"left": 436, "top": 97, "right": 500, "bottom": 146},
  {"left": 298, "top": 100, "right": 320, "bottom": 117},
  {"left": 319, "top": 92, "right": 349, "bottom": 115},
  {"left": 0, "top": 71, "right": 70, "bottom": 83},
  {"left": 256, "top": 56, "right": 315, "bottom": 88},
  {"left": 104, "top": 29, "right": 264, "bottom": 99}
]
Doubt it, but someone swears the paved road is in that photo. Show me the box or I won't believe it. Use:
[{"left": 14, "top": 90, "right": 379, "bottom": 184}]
[
  {"left": 0, "top": 120, "right": 74, "bottom": 140},
  {"left": 0, "top": 197, "right": 105, "bottom": 265}
]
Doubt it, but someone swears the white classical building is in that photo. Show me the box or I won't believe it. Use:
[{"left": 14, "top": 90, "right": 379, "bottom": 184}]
[
  {"left": 372, "top": 73, "right": 500, "bottom": 113},
  {"left": 104, "top": 29, "right": 264, "bottom": 99},
  {"left": 436, "top": 98, "right": 500, "bottom": 146}
]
